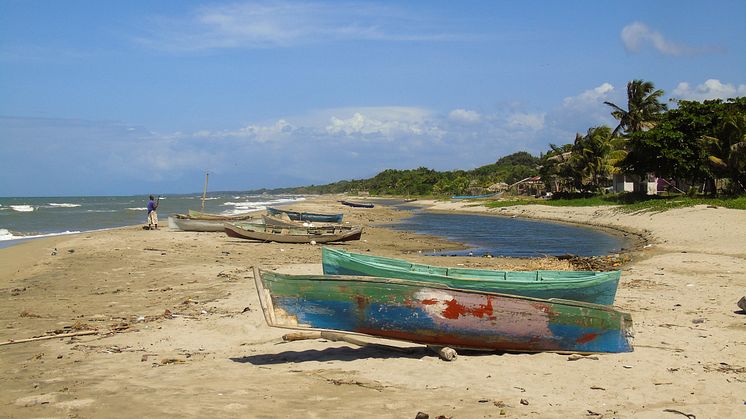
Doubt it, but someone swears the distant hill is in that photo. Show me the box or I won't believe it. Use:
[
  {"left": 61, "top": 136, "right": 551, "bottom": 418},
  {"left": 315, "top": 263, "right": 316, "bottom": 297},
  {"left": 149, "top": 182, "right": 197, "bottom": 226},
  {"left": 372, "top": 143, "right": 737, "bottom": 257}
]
[{"left": 249, "top": 151, "right": 540, "bottom": 196}]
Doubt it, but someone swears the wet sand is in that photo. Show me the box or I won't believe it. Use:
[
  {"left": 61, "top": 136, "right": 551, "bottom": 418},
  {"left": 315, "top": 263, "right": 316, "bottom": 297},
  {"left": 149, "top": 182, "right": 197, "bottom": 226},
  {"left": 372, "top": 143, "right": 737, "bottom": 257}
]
[{"left": 1, "top": 196, "right": 744, "bottom": 418}]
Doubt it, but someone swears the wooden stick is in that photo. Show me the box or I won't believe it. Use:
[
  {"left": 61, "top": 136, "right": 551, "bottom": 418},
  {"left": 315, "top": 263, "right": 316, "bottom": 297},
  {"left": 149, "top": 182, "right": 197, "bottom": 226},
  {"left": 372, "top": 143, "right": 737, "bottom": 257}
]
[
  {"left": 0, "top": 330, "right": 98, "bottom": 346},
  {"left": 282, "top": 331, "right": 415, "bottom": 353},
  {"left": 201, "top": 172, "right": 209, "bottom": 210}
]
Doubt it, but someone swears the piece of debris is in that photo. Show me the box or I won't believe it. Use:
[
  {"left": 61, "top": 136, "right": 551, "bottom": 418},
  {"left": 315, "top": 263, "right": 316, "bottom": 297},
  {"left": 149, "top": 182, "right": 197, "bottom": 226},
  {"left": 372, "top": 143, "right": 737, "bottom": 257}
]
[
  {"left": 568, "top": 354, "right": 599, "bottom": 361},
  {"left": 415, "top": 413, "right": 429, "bottom": 419},
  {"left": 663, "top": 408, "right": 696, "bottom": 418},
  {"left": 520, "top": 399, "right": 529, "bottom": 405},
  {"left": 737, "top": 296, "right": 746, "bottom": 312},
  {"left": 159, "top": 358, "right": 185, "bottom": 365}
]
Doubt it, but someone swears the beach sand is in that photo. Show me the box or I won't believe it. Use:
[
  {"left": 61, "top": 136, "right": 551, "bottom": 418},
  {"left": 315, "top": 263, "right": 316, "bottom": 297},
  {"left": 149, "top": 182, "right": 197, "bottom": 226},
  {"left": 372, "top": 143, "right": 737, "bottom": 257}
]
[{"left": 1, "top": 197, "right": 744, "bottom": 418}]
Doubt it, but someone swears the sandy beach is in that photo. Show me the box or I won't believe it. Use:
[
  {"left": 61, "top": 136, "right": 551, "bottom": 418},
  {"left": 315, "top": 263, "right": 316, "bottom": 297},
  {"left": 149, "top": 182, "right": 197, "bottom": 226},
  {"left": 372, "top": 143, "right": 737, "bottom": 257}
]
[{"left": 1, "top": 196, "right": 744, "bottom": 418}]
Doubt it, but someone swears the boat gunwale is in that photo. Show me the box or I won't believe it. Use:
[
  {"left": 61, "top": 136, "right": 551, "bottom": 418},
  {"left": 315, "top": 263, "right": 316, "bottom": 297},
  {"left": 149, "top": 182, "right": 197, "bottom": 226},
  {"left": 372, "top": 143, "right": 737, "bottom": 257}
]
[
  {"left": 256, "top": 267, "right": 626, "bottom": 314},
  {"left": 322, "top": 247, "right": 620, "bottom": 287}
]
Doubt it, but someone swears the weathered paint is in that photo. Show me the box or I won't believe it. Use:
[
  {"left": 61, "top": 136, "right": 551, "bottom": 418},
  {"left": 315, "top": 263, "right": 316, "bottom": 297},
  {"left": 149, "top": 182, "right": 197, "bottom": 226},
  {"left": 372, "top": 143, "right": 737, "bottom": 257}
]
[
  {"left": 321, "top": 247, "right": 620, "bottom": 305},
  {"left": 254, "top": 268, "right": 633, "bottom": 353}
]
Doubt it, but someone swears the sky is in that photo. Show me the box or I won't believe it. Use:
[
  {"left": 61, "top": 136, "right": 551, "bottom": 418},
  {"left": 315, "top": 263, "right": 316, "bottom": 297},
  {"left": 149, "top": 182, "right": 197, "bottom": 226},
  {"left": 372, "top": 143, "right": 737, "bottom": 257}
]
[{"left": 1, "top": 1, "right": 745, "bottom": 196}]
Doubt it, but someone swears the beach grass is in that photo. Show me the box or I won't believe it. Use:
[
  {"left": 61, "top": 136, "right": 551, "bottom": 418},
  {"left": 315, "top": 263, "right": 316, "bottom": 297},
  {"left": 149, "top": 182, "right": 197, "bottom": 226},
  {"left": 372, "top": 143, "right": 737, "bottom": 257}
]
[{"left": 484, "top": 193, "right": 746, "bottom": 212}]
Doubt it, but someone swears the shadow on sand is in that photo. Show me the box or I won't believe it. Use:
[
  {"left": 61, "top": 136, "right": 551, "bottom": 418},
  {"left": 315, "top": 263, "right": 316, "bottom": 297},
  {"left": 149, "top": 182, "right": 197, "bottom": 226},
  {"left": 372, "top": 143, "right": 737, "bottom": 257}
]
[
  {"left": 231, "top": 344, "right": 514, "bottom": 365},
  {"left": 231, "top": 345, "right": 425, "bottom": 365}
]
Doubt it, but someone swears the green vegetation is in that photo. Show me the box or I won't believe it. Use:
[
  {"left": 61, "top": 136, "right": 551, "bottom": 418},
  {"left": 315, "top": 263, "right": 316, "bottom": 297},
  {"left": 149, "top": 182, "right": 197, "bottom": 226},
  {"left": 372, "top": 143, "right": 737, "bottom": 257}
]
[
  {"left": 485, "top": 193, "right": 746, "bottom": 212},
  {"left": 253, "top": 152, "right": 540, "bottom": 197},
  {"left": 251, "top": 80, "right": 745, "bottom": 210}
]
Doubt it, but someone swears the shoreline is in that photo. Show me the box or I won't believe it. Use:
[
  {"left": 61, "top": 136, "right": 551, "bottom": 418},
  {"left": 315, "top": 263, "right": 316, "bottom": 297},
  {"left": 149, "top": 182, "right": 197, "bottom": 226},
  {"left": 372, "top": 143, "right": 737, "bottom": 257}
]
[{"left": 1, "top": 196, "right": 744, "bottom": 418}]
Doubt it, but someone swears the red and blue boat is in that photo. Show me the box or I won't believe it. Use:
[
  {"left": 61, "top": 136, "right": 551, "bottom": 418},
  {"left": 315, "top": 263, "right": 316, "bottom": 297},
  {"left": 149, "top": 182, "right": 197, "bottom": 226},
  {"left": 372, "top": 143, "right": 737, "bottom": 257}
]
[{"left": 252, "top": 267, "right": 633, "bottom": 353}]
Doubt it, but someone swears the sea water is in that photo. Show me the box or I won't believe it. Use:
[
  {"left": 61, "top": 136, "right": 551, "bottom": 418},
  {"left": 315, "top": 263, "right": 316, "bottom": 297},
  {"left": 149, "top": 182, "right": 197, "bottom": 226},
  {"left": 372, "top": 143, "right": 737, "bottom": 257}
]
[
  {"left": 384, "top": 210, "right": 628, "bottom": 257},
  {"left": 1, "top": 195, "right": 628, "bottom": 257},
  {"left": 0, "top": 193, "right": 304, "bottom": 247}
]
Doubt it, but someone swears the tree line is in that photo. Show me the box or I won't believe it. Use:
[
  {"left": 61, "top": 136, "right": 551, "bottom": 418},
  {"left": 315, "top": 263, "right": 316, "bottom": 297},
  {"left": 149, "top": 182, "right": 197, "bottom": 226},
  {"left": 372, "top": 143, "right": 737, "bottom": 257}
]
[{"left": 254, "top": 81, "right": 745, "bottom": 197}]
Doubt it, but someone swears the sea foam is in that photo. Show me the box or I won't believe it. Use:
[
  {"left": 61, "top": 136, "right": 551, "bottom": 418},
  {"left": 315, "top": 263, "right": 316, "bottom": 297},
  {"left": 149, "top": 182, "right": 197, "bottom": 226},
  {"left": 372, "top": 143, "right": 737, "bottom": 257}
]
[
  {"left": 0, "top": 229, "right": 81, "bottom": 241},
  {"left": 10, "top": 205, "right": 34, "bottom": 212},
  {"left": 48, "top": 203, "right": 82, "bottom": 208}
]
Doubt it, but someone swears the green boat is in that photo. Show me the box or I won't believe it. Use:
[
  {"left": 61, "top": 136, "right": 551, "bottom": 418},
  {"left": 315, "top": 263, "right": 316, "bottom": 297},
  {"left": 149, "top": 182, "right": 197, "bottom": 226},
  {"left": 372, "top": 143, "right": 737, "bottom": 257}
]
[{"left": 321, "top": 247, "right": 620, "bottom": 305}]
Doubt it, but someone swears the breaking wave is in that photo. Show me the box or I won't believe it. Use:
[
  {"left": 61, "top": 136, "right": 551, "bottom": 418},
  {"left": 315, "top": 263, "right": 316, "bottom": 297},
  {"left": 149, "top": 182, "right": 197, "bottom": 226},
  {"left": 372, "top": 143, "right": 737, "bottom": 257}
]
[
  {"left": 48, "top": 203, "right": 82, "bottom": 208},
  {"left": 0, "top": 228, "right": 81, "bottom": 242}
]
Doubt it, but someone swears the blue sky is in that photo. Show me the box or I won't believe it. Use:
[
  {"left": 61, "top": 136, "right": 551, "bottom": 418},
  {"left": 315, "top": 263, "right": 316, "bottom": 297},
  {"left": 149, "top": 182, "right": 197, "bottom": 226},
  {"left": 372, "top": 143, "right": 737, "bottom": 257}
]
[{"left": 1, "top": 0, "right": 745, "bottom": 196}]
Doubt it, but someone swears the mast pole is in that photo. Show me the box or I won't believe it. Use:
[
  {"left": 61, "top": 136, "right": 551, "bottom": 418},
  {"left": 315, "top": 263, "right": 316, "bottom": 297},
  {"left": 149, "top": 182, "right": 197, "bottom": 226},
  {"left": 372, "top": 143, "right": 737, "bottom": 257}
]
[{"left": 201, "top": 172, "right": 209, "bottom": 210}]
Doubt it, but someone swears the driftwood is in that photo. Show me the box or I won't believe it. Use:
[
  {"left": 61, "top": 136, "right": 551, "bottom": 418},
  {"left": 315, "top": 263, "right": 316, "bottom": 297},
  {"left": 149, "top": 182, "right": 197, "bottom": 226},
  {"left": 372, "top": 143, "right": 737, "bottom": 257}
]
[
  {"left": 282, "top": 331, "right": 458, "bottom": 360},
  {"left": 0, "top": 330, "right": 98, "bottom": 346},
  {"left": 283, "top": 331, "right": 414, "bottom": 354}
]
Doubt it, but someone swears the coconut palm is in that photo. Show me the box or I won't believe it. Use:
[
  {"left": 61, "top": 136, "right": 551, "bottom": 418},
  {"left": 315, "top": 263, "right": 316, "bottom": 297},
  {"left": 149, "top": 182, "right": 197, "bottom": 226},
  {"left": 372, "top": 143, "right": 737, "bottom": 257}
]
[
  {"left": 701, "top": 114, "right": 746, "bottom": 192},
  {"left": 604, "top": 80, "right": 667, "bottom": 136},
  {"left": 570, "top": 126, "right": 616, "bottom": 190}
]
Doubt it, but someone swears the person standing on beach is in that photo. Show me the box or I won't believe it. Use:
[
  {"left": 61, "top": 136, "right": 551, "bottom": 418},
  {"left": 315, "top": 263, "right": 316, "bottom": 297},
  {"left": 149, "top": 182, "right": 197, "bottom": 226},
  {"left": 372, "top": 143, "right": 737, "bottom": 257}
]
[{"left": 147, "top": 195, "right": 159, "bottom": 230}]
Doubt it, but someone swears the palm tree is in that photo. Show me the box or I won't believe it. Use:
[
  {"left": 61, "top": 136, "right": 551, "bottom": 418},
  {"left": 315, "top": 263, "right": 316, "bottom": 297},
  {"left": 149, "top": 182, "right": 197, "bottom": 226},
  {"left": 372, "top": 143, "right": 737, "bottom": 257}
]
[
  {"left": 701, "top": 114, "right": 746, "bottom": 192},
  {"left": 570, "top": 126, "right": 616, "bottom": 190},
  {"left": 604, "top": 80, "right": 667, "bottom": 136}
]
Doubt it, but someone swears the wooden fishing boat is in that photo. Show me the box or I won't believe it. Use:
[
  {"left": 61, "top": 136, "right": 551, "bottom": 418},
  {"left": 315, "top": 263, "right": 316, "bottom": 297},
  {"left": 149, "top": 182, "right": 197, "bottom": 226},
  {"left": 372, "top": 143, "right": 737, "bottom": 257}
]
[
  {"left": 339, "top": 200, "right": 375, "bottom": 208},
  {"left": 261, "top": 214, "right": 298, "bottom": 228},
  {"left": 225, "top": 222, "right": 362, "bottom": 243},
  {"left": 450, "top": 193, "right": 499, "bottom": 199},
  {"left": 188, "top": 209, "right": 258, "bottom": 220},
  {"left": 170, "top": 215, "right": 241, "bottom": 232},
  {"left": 322, "top": 247, "right": 620, "bottom": 305},
  {"left": 252, "top": 267, "right": 634, "bottom": 353},
  {"left": 267, "top": 207, "right": 343, "bottom": 223}
]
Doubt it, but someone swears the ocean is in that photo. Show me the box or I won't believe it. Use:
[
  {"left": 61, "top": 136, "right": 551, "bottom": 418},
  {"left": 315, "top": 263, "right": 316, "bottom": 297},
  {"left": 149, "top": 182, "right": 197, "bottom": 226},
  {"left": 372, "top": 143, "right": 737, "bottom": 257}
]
[
  {"left": 0, "top": 195, "right": 628, "bottom": 257},
  {"left": 0, "top": 193, "right": 304, "bottom": 247},
  {"left": 384, "top": 209, "right": 628, "bottom": 257}
]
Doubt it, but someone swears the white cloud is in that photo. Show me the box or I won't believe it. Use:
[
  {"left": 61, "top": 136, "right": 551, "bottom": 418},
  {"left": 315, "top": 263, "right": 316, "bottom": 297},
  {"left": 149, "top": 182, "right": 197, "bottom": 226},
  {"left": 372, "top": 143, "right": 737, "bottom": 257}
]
[
  {"left": 324, "top": 107, "right": 442, "bottom": 139},
  {"left": 137, "top": 1, "right": 457, "bottom": 51},
  {"left": 192, "top": 119, "right": 296, "bottom": 143},
  {"left": 448, "top": 108, "right": 481, "bottom": 123},
  {"left": 562, "top": 83, "right": 614, "bottom": 108},
  {"left": 621, "top": 22, "right": 697, "bottom": 56},
  {"left": 507, "top": 112, "right": 545, "bottom": 130},
  {"left": 672, "top": 79, "right": 746, "bottom": 101}
]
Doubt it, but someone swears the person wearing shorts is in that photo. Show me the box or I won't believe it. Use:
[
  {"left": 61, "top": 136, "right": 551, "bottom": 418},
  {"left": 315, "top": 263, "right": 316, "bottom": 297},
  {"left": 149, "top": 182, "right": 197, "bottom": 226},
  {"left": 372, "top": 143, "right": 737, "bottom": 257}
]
[{"left": 147, "top": 195, "right": 159, "bottom": 229}]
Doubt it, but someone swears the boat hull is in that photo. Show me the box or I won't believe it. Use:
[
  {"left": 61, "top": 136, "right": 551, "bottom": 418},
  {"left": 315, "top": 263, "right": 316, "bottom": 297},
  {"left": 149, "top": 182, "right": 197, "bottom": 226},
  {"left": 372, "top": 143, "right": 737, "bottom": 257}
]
[
  {"left": 339, "top": 200, "right": 375, "bottom": 208},
  {"left": 225, "top": 222, "right": 362, "bottom": 243},
  {"left": 253, "top": 268, "right": 633, "bottom": 353},
  {"left": 172, "top": 217, "right": 229, "bottom": 232},
  {"left": 321, "top": 247, "right": 620, "bottom": 305},
  {"left": 187, "top": 209, "right": 258, "bottom": 220},
  {"left": 267, "top": 207, "right": 343, "bottom": 223}
]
